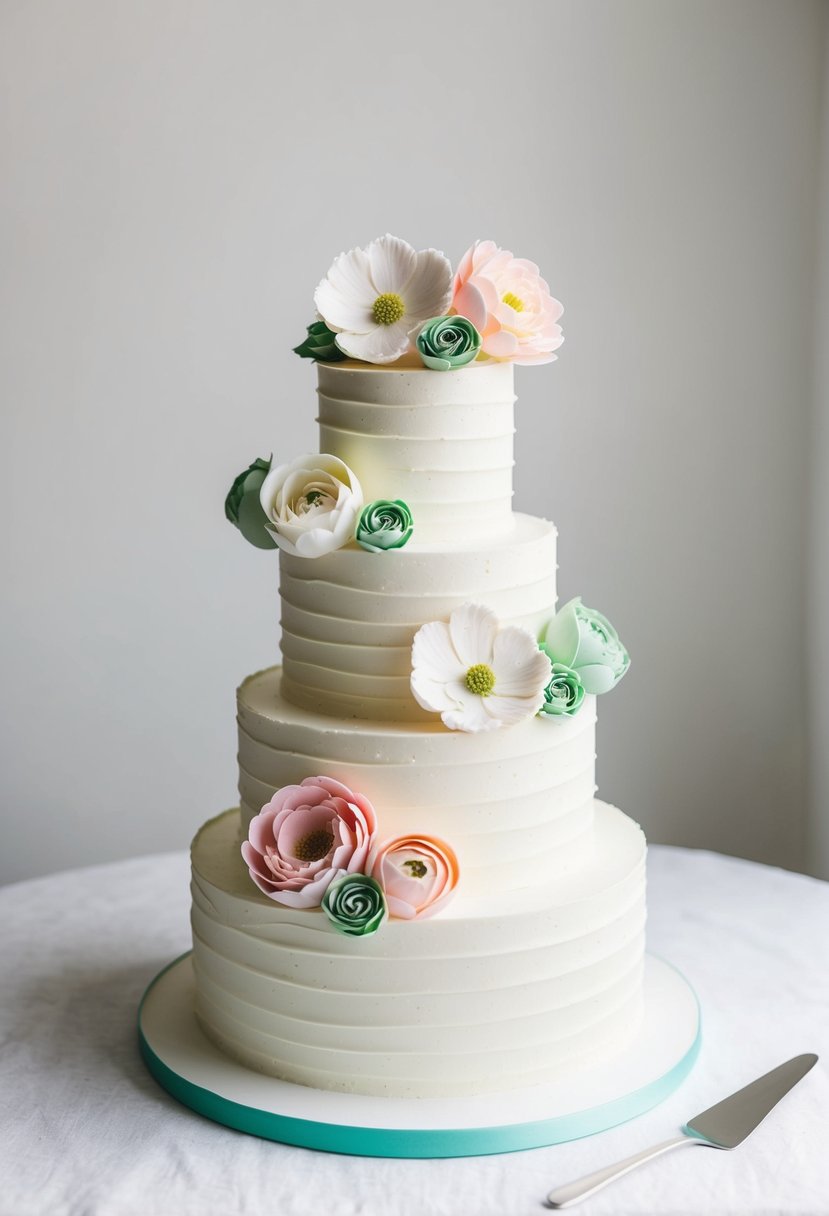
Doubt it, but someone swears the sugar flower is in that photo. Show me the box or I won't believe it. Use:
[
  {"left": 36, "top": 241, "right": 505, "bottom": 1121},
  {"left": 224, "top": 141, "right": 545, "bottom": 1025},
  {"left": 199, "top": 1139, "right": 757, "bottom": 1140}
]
[
  {"left": 451, "top": 240, "right": 564, "bottom": 365},
  {"left": 293, "top": 320, "right": 346, "bottom": 363},
  {"left": 411, "top": 602, "right": 552, "bottom": 732},
  {"left": 225, "top": 456, "right": 277, "bottom": 550},
  {"left": 538, "top": 654, "right": 585, "bottom": 717},
  {"left": 355, "top": 499, "right": 413, "bottom": 552},
  {"left": 241, "top": 776, "right": 378, "bottom": 908},
  {"left": 416, "top": 315, "right": 481, "bottom": 371},
  {"left": 322, "top": 874, "right": 387, "bottom": 937},
  {"left": 542, "top": 597, "right": 630, "bottom": 694},
  {"left": 370, "top": 833, "right": 460, "bottom": 920},
  {"left": 259, "top": 453, "right": 362, "bottom": 558},
  {"left": 314, "top": 234, "right": 453, "bottom": 364}
]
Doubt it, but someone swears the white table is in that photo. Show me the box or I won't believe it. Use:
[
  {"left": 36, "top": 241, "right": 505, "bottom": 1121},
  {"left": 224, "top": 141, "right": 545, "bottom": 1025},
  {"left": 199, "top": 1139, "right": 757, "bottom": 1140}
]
[{"left": 2, "top": 845, "right": 827, "bottom": 1216}]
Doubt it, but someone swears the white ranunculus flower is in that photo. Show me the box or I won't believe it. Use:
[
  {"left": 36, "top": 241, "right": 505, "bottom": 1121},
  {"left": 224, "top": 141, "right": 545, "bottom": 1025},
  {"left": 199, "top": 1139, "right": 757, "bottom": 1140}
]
[
  {"left": 410, "top": 603, "right": 552, "bottom": 733},
  {"left": 314, "top": 234, "right": 453, "bottom": 364},
  {"left": 259, "top": 453, "right": 362, "bottom": 559}
]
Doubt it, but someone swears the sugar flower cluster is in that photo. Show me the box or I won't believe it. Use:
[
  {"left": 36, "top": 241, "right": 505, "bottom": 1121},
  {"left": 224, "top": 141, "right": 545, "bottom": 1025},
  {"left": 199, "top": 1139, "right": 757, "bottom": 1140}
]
[
  {"left": 242, "top": 776, "right": 459, "bottom": 937},
  {"left": 225, "top": 452, "right": 411, "bottom": 559},
  {"left": 295, "top": 233, "right": 564, "bottom": 368},
  {"left": 538, "top": 598, "right": 630, "bottom": 716},
  {"left": 410, "top": 600, "right": 629, "bottom": 733}
]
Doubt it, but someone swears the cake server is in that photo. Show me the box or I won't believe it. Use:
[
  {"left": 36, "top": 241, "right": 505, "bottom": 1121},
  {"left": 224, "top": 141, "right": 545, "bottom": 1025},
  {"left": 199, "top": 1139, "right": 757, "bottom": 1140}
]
[{"left": 546, "top": 1052, "right": 818, "bottom": 1209}]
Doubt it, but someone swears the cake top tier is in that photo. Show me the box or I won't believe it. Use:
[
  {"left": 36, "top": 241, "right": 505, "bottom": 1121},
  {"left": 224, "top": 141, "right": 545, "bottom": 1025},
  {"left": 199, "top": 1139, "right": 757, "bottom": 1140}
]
[
  {"left": 316, "top": 358, "right": 516, "bottom": 545},
  {"left": 225, "top": 233, "right": 566, "bottom": 556}
]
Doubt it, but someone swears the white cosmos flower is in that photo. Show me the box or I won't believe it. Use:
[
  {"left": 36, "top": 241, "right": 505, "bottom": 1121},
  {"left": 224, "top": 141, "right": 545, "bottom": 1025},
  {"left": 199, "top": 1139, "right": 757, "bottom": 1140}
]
[
  {"left": 411, "top": 603, "right": 552, "bottom": 733},
  {"left": 314, "top": 234, "right": 453, "bottom": 365},
  {"left": 259, "top": 453, "right": 362, "bottom": 558}
]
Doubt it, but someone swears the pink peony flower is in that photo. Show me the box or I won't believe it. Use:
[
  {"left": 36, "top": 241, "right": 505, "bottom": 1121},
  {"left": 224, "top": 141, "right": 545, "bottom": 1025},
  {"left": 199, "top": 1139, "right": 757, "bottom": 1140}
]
[
  {"left": 451, "top": 240, "right": 564, "bottom": 365},
  {"left": 241, "top": 776, "right": 378, "bottom": 908},
  {"left": 369, "top": 834, "right": 460, "bottom": 920}
]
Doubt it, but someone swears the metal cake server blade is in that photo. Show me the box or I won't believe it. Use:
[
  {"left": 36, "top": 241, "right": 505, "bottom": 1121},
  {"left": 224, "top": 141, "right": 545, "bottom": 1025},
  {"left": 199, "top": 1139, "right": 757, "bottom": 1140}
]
[
  {"left": 546, "top": 1053, "right": 818, "bottom": 1209},
  {"left": 685, "top": 1052, "right": 818, "bottom": 1147}
]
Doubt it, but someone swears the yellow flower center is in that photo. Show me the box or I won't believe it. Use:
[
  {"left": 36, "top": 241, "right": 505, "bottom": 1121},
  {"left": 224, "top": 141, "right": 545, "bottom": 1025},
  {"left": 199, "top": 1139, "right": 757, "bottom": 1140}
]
[
  {"left": 293, "top": 828, "right": 334, "bottom": 862},
  {"left": 465, "top": 663, "right": 496, "bottom": 696},
  {"left": 402, "top": 859, "right": 428, "bottom": 879},
  {"left": 372, "top": 292, "right": 406, "bottom": 326},
  {"left": 502, "top": 291, "right": 524, "bottom": 313}
]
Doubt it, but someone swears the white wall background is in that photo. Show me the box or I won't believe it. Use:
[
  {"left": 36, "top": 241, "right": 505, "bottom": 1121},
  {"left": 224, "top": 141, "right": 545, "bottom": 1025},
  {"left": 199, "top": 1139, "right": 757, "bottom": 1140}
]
[
  {"left": 2, "top": 0, "right": 827, "bottom": 884},
  {"left": 809, "top": 11, "right": 829, "bottom": 880}
]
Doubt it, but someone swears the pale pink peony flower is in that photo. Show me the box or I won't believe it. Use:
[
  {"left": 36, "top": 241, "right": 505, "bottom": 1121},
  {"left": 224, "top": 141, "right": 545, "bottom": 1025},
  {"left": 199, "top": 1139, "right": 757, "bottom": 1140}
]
[
  {"left": 241, "top": 776, "right": 378, "bottom": 908},
  {"left": 369, "top": 834, "right": 460, "bottom": 920},
  {"left": 451, "top": 240, "right": 564, "bottom": 365}
]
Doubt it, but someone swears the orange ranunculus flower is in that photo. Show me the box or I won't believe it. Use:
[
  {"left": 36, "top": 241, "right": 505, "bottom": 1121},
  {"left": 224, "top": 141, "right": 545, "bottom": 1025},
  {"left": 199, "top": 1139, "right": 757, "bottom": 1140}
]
[{"left": 369, "top": 834, "right": 460, "bottom": 920}]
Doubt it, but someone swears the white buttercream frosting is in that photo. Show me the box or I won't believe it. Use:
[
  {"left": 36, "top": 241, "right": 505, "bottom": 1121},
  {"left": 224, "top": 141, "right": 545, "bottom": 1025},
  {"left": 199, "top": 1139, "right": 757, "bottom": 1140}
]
[
  {"left": 191, "top": 802, "right": 645, "bottom": 1098},
  {"left": 317, "top": 357, "right": 516, "bottom": 547},
  {"left": 186, "top": 357, "right": 648, "bottom": 1102},
  {"left": 279, "top": 512, "right": 557, "bottom": 721},
  {"left": 238, "top": 667, "right": 596, "bottom": 897}
]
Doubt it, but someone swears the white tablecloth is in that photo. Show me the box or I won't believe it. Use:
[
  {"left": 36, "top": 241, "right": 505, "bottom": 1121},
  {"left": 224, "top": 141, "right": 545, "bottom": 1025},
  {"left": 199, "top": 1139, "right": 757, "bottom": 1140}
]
[{"left": 1, "top": 845, "right": 827, "bottom": 1216}]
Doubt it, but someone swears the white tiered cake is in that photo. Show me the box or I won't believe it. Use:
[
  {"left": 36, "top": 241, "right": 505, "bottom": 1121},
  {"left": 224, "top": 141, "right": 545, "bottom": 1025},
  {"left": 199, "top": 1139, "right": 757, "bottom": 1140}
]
[{"left": 189, "top": 357, "right": 646, "bottom": 1099}]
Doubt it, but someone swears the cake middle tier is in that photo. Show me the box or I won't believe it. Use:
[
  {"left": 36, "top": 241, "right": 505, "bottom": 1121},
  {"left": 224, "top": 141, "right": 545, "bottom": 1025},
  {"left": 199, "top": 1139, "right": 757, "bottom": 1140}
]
[
  {"left": 279, "top": 512, "right": 557, "bottom": 721},
  {"left": 238, "top": 667, "right": 597, "bottom": 898}
]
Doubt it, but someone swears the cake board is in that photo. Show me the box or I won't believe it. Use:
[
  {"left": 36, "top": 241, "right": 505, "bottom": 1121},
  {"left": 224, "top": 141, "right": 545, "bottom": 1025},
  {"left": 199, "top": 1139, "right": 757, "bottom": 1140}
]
[{"left": 138, "top": 952, "right": 700, "bottom": 1158}]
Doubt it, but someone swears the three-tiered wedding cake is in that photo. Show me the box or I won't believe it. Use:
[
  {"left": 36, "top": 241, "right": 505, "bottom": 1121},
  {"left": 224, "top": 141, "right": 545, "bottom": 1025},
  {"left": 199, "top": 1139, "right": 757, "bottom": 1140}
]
[{"left": 189, "top": 235, "right": 644, "bottom": 1099}]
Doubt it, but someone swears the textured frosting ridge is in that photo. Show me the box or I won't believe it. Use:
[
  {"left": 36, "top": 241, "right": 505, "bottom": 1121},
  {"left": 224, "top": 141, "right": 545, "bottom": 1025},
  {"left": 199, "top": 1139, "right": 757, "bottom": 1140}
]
[
  {"left": 279, "top": 513, "right": 557, "bottom": 721},
  {"left": 317, "top": 358, "right": 516, "bottom": 547},
  {"left": 191, "top": 803, "right": 646, "bottom": 1098},
  {"left": 238, "top": 667, "right": 597, "bottom": 897}
]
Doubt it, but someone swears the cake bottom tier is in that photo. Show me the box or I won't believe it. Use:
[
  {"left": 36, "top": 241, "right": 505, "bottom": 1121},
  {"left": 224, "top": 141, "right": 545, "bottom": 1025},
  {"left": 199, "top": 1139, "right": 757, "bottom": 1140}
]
[{"left": 190, "top": 801, "right": 646, "bottom": 1099}]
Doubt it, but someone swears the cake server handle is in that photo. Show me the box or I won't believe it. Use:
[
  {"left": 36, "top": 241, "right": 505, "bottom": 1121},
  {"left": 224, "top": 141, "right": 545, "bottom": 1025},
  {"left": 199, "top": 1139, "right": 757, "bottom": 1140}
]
[{"left": 546, "top": 1133, "right": 710, "bottom": 1208}]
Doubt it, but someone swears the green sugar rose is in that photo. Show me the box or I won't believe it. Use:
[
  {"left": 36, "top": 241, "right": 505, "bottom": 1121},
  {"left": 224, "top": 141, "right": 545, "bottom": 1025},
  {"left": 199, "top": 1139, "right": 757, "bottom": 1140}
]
[
  {"left": 225, "top": 457, "right": 278, "bottom": 550},
  {"left": 415, "top": 315, "right": 482, "bottom": 371},
  {"left": 322, "top": 874, "right": 387, "bottom": 937},
  {"left": 293, "top": 320, "right": 346, "bottom": 362},
  {"left": 355, "top": 499, "right": 414, "bottom": 553},
  {"left": 538, "top": 652, "right": 585, "bottom": 716},
  {"left": 542, "top": 597, "right": 630, "bottom": 695}
]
